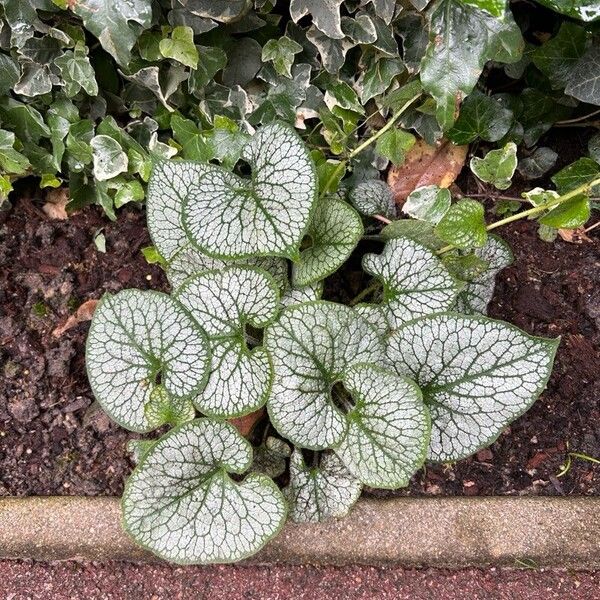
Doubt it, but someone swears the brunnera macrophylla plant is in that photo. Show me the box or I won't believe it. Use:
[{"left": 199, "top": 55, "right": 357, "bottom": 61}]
[{"left": 86, "top": 122, "right": 559, "bottom": 565}]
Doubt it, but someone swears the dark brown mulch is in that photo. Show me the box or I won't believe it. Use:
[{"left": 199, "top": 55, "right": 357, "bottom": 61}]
[
  {"left": 0, "top": 188, "right": 599, "bottom": 497},
  {"left": 1, "top": 561, "right": 599, "bottom": 600}
]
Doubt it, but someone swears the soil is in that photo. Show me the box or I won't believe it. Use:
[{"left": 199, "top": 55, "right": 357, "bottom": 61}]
[
  {"left": 1, "top": 169, "right": 599, "bottom": 497},
  {"left": 1, "top": 561, "right": 599, "bottom": 600}
]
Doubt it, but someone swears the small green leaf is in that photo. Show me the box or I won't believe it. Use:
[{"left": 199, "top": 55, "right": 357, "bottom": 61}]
[
  {"left": 335, "top": 364, "right": 429, "bottom": 488},
  {"left": 380, "top": 220, "right": 445, "bottom": 251},
  {"left": 375, "top": 128, "right": 416, "bottom": 165},
  {"left": 403, "top": 185, "right": 451, "bottom": 225},
  {"left": 470, "top": 143, "right": 518, "bottom": 190},
  {"left": 285, "top": 449, "right": 362, "bottom": 523},
  {"left": 551, "top": 158, "right": 600, "bottom": 195},
  {"left": 114, "top": 179, "right": 145, "bottom": 208},
  {"left": 159, "top": 26, "right": 199, "bottom": 69},
  {"left": 90, "top": 135, "right": 128, "bottom": 181},
  {"left": 175, "top": 267, "right": 279, "bottom": 418},
  {"left": 454, "top": 234, "right": 513, "bottom": 314},
  {"left": 123, "top": 419, "right": 287, "bottom": 564},
  {"left": 359, "top": 238, "right": 460, "bottom": 330},
  {"left": 141, "top": 246, "right": 165, "bottom": 266},
  {"left": 265, "top": 301, "right": 385, "bottom": 450},
  {"left": 170, "top": 114, "right": 213, "bottom": 162},
  {"left": 0, "top": 130, "right": 30, "bottom": 175},
  {"left": 348, "top": 180, "right": 396, "bottom": 219},
  {"left": 435, "top": 199, "right": 487, "bottom": 249},
  {"left": 181, "top": 122, "right": 317, "bottom": 260},
  {"left": 262, "top": 36, "right": 303, "bottom": 78},
  {"left": 144, "top": 385, "right": 196, "bottom": 429},
  {"left": 387, "top": 313, "right": 559, "bottom": 462},
  {"left": 539, "top": 195, "right": 590, "bottom": 229},
  {"left": 292, "top": 198, "right": 363, "bottom": 287},
  {"left": 54, "top": 43, "right": 99, "bottom": 97},
  {"left": 86, "top": 290, "right": 210, "bottom": 432}
]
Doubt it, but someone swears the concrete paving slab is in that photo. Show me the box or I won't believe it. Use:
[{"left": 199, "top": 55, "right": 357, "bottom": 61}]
[{"left": 0, "top": 496, "right": 599, "bottom": 568}]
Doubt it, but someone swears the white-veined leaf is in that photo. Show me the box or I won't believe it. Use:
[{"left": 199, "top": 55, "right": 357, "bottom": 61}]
[
  {"left": 455, "top": 235, "right": 513, "bottom": 314},
  {"left": 123, "top": 419, "right": 287, "bottom": 564},
  {"left": 265, "top": 301, "right": 385, "bottom": 450},
  {"left": 166, "top": 243, "right": 288, "bottom": 291},
  {"left": 252, "top": 436, "right": 291, "bottom": 479},
  {"left": 292, "top": 198, "right": 363, "bottom": 286},
  {"left": 86, "top": 290, "right": 210, "bottom": 432},
  {"left": 359, "top": 238, "right": 460, "bottom": 331},
  {"left": 280, "top": 280, "right": 323, "bottom": 308},
  {"left": 387, "top": 313, "right": 559, "bottom": 462},
  {"left": 349, "top": 179, "right": 397, "bottom": 219},
  {"left": 183, "top": 122, "right": 317, "bottom": 259},
  {"left": 335, "top": 363, "right": 429, "bottom": 488},
  {"left": 175, "top": 267, "right": 279, "bottom": 418},
  {"left": 284, "top": 449, "right": 362, "bottom": 523}
]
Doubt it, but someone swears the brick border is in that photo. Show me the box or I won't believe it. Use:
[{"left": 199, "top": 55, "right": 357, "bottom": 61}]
[{"left": 1, "top": 496, "right": 599, "bottom": 567}]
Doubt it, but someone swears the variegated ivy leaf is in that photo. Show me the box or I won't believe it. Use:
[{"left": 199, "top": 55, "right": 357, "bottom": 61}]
[
  {"left": 403, "top": 185, "right": 451, "bottom": 225},
  {"left": 348, "top": 180, "right": 396, "bottom": 219},
  {"left": 292, "top": 198, "right": 363, "bottom": 287},
  {"left": 183, "top": 122, "right": 317, "bottom": 260},
  {"left": 175, "top": 267, "right": 279, "bottom": 418},
  {"left": 290, "top": 0, "right": 346, "bottom": 39},
  {"left": 86, "top": 290, "right": 210, "bottom": 432},
  {"left": 284, "top": 449, "right": 362, "bottom": 523},
  {"left": 123, "top": 419, "right": 287, "bottom": 564},
  {"left": 335, "top": 364, "right": 429, "bottom": 488},
  {"left": 280, "top": 281, "right": 324, "bottom": 308},
  {"left": 387, "top": 314, "right": 559, "bottom": 462},
  {"left": 455, "top": 235, "right": 513, "bottom": 315},
  {"left": 359, "top": 238, "right": 460, "bottom": 331},
  {"left": 166, "top": 243, "right": 287, "bottom": 291},
  {"left": 265, "top": 301, "right": 385, "bottom": 449}
]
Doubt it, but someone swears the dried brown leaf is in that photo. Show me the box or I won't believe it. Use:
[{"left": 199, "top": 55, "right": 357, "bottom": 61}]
[
  {"left": 387, "top": 138, "right": 468, "bottom": 205},
  {"left": 229, "top": 408, "right": 266, "bottom": 438},
  {"left": 52, "top": 299, "right": 98, "bottom": 337},
  {"left": 558, "top": 227, "right": 593, "bottom": 244}
]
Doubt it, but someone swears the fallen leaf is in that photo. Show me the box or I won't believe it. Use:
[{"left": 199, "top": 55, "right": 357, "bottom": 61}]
[
  {"left": 558, "top": 227, "right": 593, "bottom": 243},
  {"left": 42, "top": 187, "right": 70, "bottom": 220},
  {"left": 387, "top": 138, "right": 468, "bottom": 205},
  {"left": 52, "top": 299, "right": 98, "bottom": 337},
  {"left": 229, "top": 408, "right": 265, "bottom": 437}
]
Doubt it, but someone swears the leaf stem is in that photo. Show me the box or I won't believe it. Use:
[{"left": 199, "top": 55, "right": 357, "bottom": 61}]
[
  {"left": 320, "top": 93, "right": 422, "bottom": 197},
  {"left": 349, "top": 279, "right": 382, "bottom": 306},
  {"left": 437, "top": 175, "right": 600, "bottom": 256}
]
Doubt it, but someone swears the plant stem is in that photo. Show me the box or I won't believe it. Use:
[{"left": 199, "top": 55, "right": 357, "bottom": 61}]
[
  {"left": 349, "top": 279, "right": 382, "bottom": 306},
  {"left": 437, "top": 175, "right": 600, "bottom": 256},
  {"left": 320, "top": 93, "right": 422, "bottom": 197}
]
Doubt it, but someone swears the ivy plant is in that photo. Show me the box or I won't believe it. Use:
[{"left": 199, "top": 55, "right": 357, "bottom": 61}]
[{"left": 86, "top": 123, "right": 561, "bottom": 564}]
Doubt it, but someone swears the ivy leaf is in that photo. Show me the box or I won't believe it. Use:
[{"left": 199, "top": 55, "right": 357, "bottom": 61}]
[
  {"left": 54, "top": 43, "right": 99, "bottom": 97},
  {"left": 534, "top": 0, "right": 600, "bottom": 23},
  {"left": 0, "top": 100, "right": 50, "bottom": 143},
  {"left": 284, "top": 449, "right": 362, "bottom": 523},
  {"left": 189, "top": 45, "right": 227, "bottom": 90},
  {"left": 470, "top": 143, "right": 518, "bottom": 190},
  {"left": 566, "top": 47, "right": 600, "bottom": 107},
  {"left": 183, "top": 122, "right": 317, "bottom": 260},
  {"left": 222, "top": 37, "right": 262, "bottom": 87},
  {"left": 359, "top": 238, "right": 460, "bottom": 330},
  {"left": 348, "top": 180, "right": 396, "bottom": 219},
  {"left": 375, "top": 128, "right": 416, "bottom": 166},
  {"left": 357, "top": 55, "right": 405, "bottom": 103},
  {"left": 306, "top": 26, "right": 354, "bottom": 73},
  {"left": 455, "top": 234, "right": 513, "bottom": 314},
  {"left": 551, "top": 158, "right": 600, "bottom": 195},
  {"left": 90, "top": 135, "right": 128, "bottom": 181},
  {"left": 166, "top": 244, "right": 287, "bottom": 291},
  {"left": 531, "top": 22, "right": 587, "bottom": 90},
  {"left": 435, "top": 199, "right": 487, "bottom": 249},
  {"left": 447, "top": 91, "right": 514, "bottom": 145},
  {"left": 387, "top": 314, "right": 559, "bottom": 462},
  {"left": 459, "top": 0, "right": 506, "bottom": 17},
  {"left": 402, "top": 185, "right": 451, "bottom": 225},
  {"left": 517, "top": 147, "right": 558, "bottom": 181},
  {"left": 539, "top": 195, "right": 590, "bottom": 229},
  {"left": 123, "top": 418, "right": 287, "bottom": 564},
  {"left": 71, "top": 0, "right": 152, "bottom": 67},
  {"left": 13, "top": 62, "right": 54, "bottom": 97},
  {"left": 262, "top": 36, "right": 303, "bottom": 78},
  {"left": 292, "top": 198, "right": 363, "bottom": 287},
  {"left": 0, "top": 130, "right": 30, "bottom": 175},
  {"left": 420, "top": 0, "right": 523, "bottom": 130},
  {"left": 265, "top": 301, "right": 385, "bottom": 450},
  {"left": 289, "top": 0, "right": 345, "bottom": 39},
  {"left": 175, "top": 267, "right": 279, "bottom": 418},
  {"left": 159, "top": 26, "right": 199, "bottom": 69},
  {"left": 335, "top": 364, "right": 429, "bottom": 488},
  {"left": 86, "top": 290, "right": 210, "bottom": 432}
]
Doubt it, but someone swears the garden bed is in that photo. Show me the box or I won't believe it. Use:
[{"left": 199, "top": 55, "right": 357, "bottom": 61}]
[{"left": 1, "top": 175, "right": 599, "bottom": 499}]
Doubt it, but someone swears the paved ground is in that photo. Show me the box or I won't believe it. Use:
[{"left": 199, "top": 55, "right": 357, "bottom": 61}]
[{"left": 0, "top": 562, "right": 599, "bottom": 599}]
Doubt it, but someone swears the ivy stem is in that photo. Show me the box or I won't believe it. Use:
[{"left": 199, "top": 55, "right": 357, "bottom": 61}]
[
  {"left": 436, "top": 175, "right": 600, "bottom": 256},
  {"left": 320, "top": 93, "right": 422, "bottom": 197}
]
